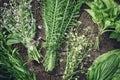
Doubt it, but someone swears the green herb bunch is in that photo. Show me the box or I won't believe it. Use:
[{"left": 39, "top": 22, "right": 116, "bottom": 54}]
[
  {"left": 87, "top": 49, "right": 120, "bottom": 80},
  {"left": 86, "top": 0, "right": 120, "bottom": 35},
  {"left": 1, "top": 0, "right": 42, "bottom": 62},
  {"left": 42, "top": 0, "right": 86, "bottom": 71},
  {"left": 86, "top": 0, "right": 120, "bottom": 45},
  {"left": 0, "top": 29, "right": 36, "bottom": 80},
  {"left": 63, "top": 27, "right": 94, "bottom": 80}
]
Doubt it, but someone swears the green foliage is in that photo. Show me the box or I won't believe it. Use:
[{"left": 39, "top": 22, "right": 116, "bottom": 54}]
[
  {"left": 0, "top": 29, "right": 36, "bottom": 80},
  {"left": 87, "top": 49, "right": 120, "bottom": 80},
  {"left": 63, "top": 26, "right": 94, "bottom": 80},
  {"left": 1, "top": 0, "right": 42, "bottom": 62},
  {"left": 86, "top": 0, "right": 120, "bottom": 40},
  {"left": 0, "top": 65, "right": 13, "bottom": 80},
  {"left": 85, "top": 0, "right": 120, "bottom": 49},
  {"left": 112, "top": 68, "right": 120, "bottom": 80},
  {"left": 42, "top": 0, "right": 86, "bottom": 71}
]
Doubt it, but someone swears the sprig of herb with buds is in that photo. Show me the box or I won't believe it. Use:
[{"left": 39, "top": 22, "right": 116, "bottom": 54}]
[
  {"left": 0, "top": 29, "right": 36, "bottom": 80},
  {"left": 1, "top": 0, "right": 42, "bottom": 62},
  {"left": 63, "top": 26, "right": 94, "bottom": 80},
  {"left": 42, "top": 0, "right": 86, "bottom": 71}
]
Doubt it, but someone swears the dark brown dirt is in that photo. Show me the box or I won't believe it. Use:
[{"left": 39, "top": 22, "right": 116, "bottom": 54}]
[{"left": 1, "top": 0, "right": 120, "bottom": 80}]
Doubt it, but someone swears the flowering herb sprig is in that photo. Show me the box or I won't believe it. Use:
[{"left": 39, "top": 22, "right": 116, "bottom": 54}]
[
  {"left": 2, "top": 0, "right": 42, "bottom": 62},
  {"left": 63, "top": 26, "right": 94, "bottom": 80}
]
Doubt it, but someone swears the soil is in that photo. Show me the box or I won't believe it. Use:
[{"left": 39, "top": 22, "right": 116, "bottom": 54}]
[{"left": 0, "top": 0, "right": 120, "bottom": 80}]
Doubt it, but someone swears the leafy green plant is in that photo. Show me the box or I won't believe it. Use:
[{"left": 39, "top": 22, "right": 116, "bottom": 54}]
[
  {"left": 0, "top": 29, "right": 36, "bottom": 80},
  {"left": 87, "top": 49, "right": 120, "bottom": 80},
  {"left": 110, "top": 20, "right": 120, "bottom": 41},
  {"left": 63, "top": 26, "right": 94, "bottom": 80},
  {"left": 1, "top": 0, "right": 42, "bottom": 62},
  {"left": 0, "top": 65, "right": 14, "bottom": 80},
  {"left": 112, "top": 68, "right": 120, "bottom": 80},
  {"left": 112, "top": 53, "right": 120, "bottom": 80},
  {"left": 42, "top": 0, "right": 86, "bottom": 71},
  {"left": 86, "top": 0, "right": 120, "bottom": 47},
  {"left": 86, "top": 0, "right": 120, "bottom": 35}
]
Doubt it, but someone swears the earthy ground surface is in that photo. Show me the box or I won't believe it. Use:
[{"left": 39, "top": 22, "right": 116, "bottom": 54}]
[{"left": 1, "top": 0, "right": 120, "bottom": 80}]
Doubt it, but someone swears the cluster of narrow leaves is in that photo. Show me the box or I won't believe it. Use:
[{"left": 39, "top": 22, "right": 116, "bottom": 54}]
[
  {"left": 1, "top": 0, "right": 42, "bottom": 62},
  {"left": 42, "top": 0, "right": 86, "bottom": 71},
  {"left": 87, "top": 49, "right": 120, "bottom": 80},
  {"left": 0, "top": 29, "right": 36, "bottom": 80},
  {"left": 63, "top": 27, "right": 94, "bottom": 80},
  {"left": 86, "top": 0, "right": 120, "bottom": 42},
  {"left": 0, "top": 65, "right": 13, "bottom": 80}
]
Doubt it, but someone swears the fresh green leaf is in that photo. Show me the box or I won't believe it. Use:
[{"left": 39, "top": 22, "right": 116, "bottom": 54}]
[
  {"left": 7, "top": 34, "right": 22, "bottom": 45},
  {"left": 87, "top": 49, "right": 120, "bottom": 80}
]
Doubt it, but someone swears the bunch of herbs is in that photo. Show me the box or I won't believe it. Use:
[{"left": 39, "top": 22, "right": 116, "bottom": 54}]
[
  {"left": 1, "top": 0, "right": 42, "bottom": 62},
  {"left": 86, "top": 0, "right": 120, "bottom": 48},
  {"left": 0, "top": 29, "right": 36, "bottom": 80},
  {"left": 42, "top": 0, "right": 86, "bottom": 71},
  {"left": 63, "top": 26, "right": 94, "bottom": 80}
]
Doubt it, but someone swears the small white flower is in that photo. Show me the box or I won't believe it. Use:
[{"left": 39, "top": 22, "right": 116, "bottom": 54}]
[
  {"left": 38, "top": 25, "right": 42, "bottom": 29},
  {"left": 16, "top": 23, "right": 19, "bottom": 27},
  {"left": 3, "top": 31, "right": 6, "bottom": 34},
  {"left": 8, "top": 24, "right": 12, "bottom": 28},
  {"left": 64, "top": 32, "right": 67, "bottom": 35},
  {"left": 38, "top": 37, "right": 42, "bottom": 40}
]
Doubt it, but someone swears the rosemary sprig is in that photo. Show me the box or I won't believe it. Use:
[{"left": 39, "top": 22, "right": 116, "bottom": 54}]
[{"left": 1, "top": 0, "right": 42, "bottom": 62}]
